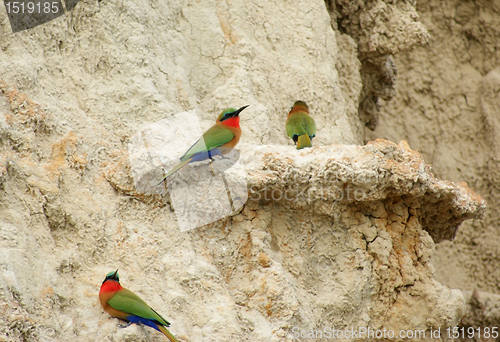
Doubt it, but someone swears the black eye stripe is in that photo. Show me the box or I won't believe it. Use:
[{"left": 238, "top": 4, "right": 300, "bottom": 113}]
[{"left": 221, "top": 111, "right": 236, "bottom": 121}]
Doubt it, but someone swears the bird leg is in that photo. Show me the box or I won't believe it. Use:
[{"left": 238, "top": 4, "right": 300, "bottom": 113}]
[
  {"left": 118, "top": 321, "right": 132, "bottom": 329},
  {"left": 217, "top": 154, "right": 231, "bottom": 161}
]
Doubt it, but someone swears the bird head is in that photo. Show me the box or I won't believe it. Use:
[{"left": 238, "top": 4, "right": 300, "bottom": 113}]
[
  {"left": 289, "top": 100, "right": 309, "bottom": 116},
  {"left": 217, "top": 105, "right": 249, "bottom": 123},
  {"left": 103, "top": 269, "right": 120, "bottom": 284}
]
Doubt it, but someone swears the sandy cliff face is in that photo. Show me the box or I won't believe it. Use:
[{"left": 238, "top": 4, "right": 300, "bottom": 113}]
[
  {"left": 363, "top": 0, "right": 500, "bottom": 332},
  {"left": 0, "top": 0, "right": 488, "bottom": 341}
]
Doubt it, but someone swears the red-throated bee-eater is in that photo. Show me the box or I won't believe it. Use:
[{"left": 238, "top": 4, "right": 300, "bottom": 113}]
[
  {"left": 286, "top": 101, "right": 316, "bottom": 149},
  {"left": 159, "top": 105, "right": 249, "bottom": 183},
  {"left": 99, "top": 270, "right": 180, "bottom": 342}
]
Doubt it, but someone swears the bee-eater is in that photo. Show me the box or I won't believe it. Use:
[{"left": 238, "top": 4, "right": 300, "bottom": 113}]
[
  {"left": 159, "top": 105, "right": 249, "bottom": 184},
  {"left": 286, "top": 101, "right": 316, "bottom": 149},
  {"left": 99, "top": 270, "right": 179, "bottom": 342}
]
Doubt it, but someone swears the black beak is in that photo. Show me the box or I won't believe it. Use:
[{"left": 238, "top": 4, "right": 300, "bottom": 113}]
[
  {"left": 233, "top": 105, "right": 249, "bottom": 117},
  {"left": 103, "top": 269, "right": 120, "bottom": 284}
]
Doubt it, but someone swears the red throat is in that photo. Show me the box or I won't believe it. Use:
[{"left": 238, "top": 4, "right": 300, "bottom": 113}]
[
  {"left": 221, "top": 116, "right": 240, "bottom": 128},
  {"left": 99, "top": 280, "right": 123, "bottom": 294}
]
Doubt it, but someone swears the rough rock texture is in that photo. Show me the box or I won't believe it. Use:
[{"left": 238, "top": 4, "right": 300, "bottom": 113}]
[
  {"left": 363, "top": 0, "right": 500, "bottom": 334},
  {"left": 0, "top": 0, "right": 488, "bottom": 341},
  {"left": 0, "top": 0, "right": 364, "bottom": 149},
  {"left": 327, "top": 0, "right": 429, "bottom": 130},
  {"left": 0, "top": 89, "right": 484, "bottom": 341},
  {"left": 244, "top": 140, "right": 485, "bottom": 244},
  {"left": 459, "top": 290, "right": 500, "bottom": 342}
]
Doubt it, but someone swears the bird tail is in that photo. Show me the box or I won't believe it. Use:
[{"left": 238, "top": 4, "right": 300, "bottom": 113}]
[
  {"left": 158, "top": 325, "right": 180, "bottom": 342},
  {"left": 296, "top": 134, "right": 312, "bottom": 149},
  {"left": 158, "top": 158, "right": 193, "bottom": 185}
]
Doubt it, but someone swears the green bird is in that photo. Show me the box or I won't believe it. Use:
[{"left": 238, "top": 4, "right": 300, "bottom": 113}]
[
  {"left": 159, "top": 105, "right": 249, "bottom": 184},
  {"left": 99, "top": 270, "right": 179, "bottom": 342},
  {"left": 286, "top": 100, "right": 317, "bottom": 149}
]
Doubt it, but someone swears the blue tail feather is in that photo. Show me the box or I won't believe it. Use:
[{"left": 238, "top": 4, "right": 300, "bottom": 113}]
[
  {"left": 126, "top": 315, "right": 167, "bottom": 332},
  {"left": 189, "top": 147, "right": 223, "bottom": 162}
]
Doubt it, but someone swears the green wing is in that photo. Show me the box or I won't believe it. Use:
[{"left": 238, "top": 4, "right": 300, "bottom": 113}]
[
  {"left": 304, "top": 114, "right": 316, "bottom": 137},
  {"left": 286, "top": 112, "right": 316, "bottom": 138},
  {"left": 180, "top": 125, "right": 234, "bottom": 161},
  {"left": 108, "top": 289, "right": 170, "bottom": 326}
]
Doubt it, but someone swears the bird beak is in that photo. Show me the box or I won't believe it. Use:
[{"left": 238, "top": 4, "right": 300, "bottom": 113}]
[
  {"left": 233, "top": 105, "right": 249, "bottom": 117},
  {"left": 112, "top": 269, "right": 119, "bottom": 279}
]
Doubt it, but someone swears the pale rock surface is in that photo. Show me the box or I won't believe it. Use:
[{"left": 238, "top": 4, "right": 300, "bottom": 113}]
[
  {"left": 327, "top": 0, "right": 430, "bottom": 129},
  {"left": 0, "top": 0, "right": 362, "bottom": 149},
  {"left": 236, "top": 140, "right": 484, "bottom": 340},
  {"left": 364, "top": 1, "right": 500, "bottom": 333},
  {"left": 461, "top": 290, "right": 500, "bottom": 336},
  {"left": 0, "top": 0, "right": 487, "bottom": 341},
  {"left": 0, "top": 80, "right": 485, "bottom": 341}
]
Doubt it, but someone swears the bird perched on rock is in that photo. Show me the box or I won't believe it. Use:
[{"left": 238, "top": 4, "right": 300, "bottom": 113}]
[
  {"left": 159, "top": 105, "right": 249, "bottom": 184},
  {"left": 286, "top": 100, "right": 316, "bottom": 149},
  {"left": 99, "top": 270, "right": 179, "bottom": 342}
]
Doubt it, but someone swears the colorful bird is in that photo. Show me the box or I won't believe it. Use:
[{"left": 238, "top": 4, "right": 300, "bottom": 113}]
[
  {"left": 99, "top": 270, "right": 179, "bottom": 342},
  {"left": 286, "top": 100, "right": 316, "bottom": 149},
  {"left": 159, "top": 105, "right": 249, "bottom": 184}
]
